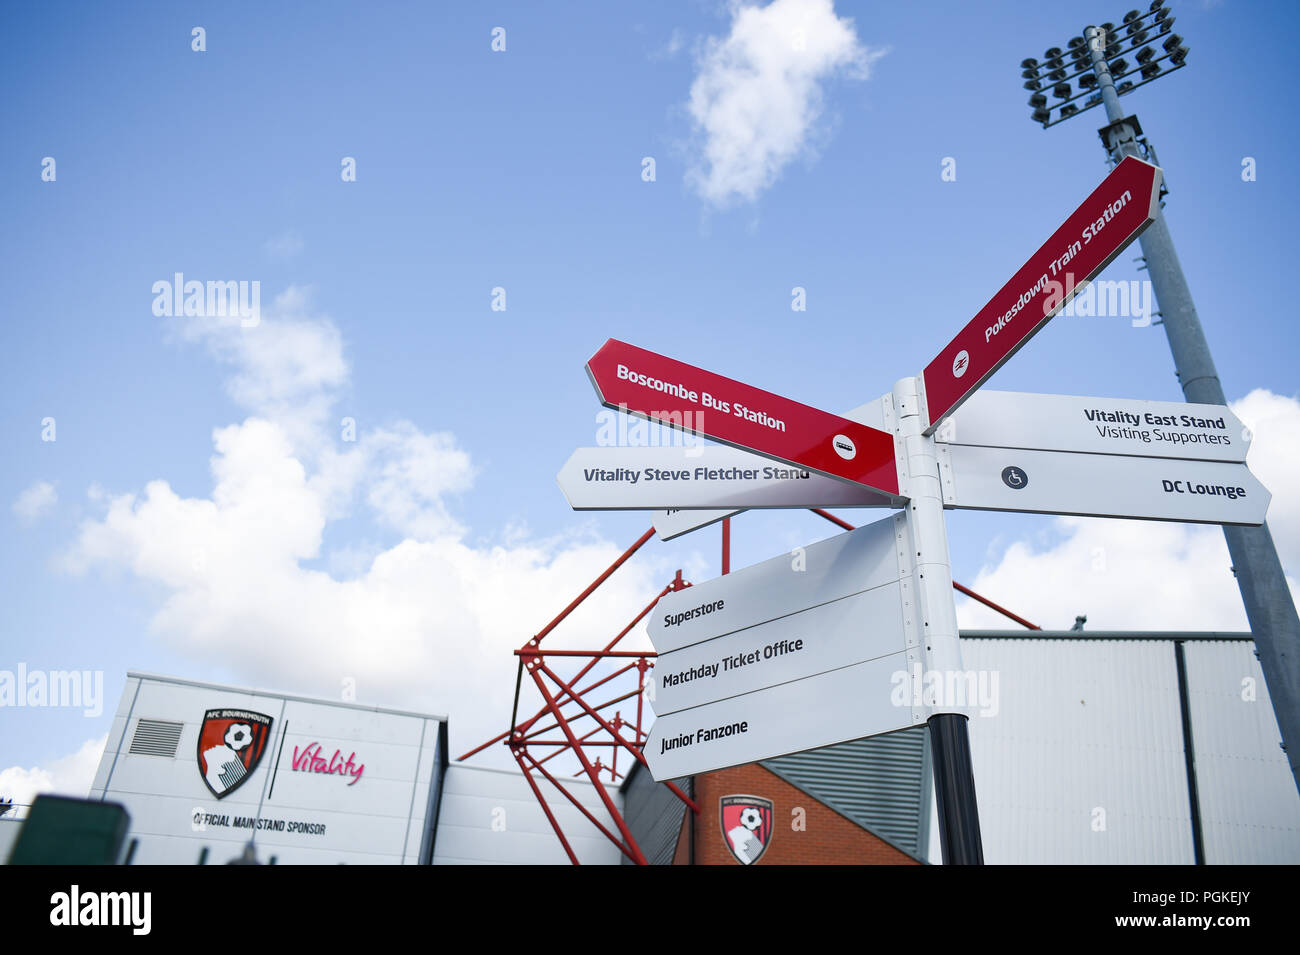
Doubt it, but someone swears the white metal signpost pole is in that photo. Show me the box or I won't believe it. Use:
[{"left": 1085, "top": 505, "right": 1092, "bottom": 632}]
[{"left": 892, "top": 377, "right": 983, "bottom": 864}]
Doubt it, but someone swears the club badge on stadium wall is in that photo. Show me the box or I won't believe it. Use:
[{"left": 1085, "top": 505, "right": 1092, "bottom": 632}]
[
  {"left": 720, "top": 795, "right": 774, "bottom": 865},
  {"left": 197, "top": 709, "right": 274, "bottom": 799}
]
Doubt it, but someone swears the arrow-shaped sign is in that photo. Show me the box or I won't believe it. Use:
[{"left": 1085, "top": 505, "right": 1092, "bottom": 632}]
[
  {"left": 921, "top": 156, "right": 1163, "bottom": 433},
  {"left": 558, "top": 446, "right": 898, "bottom": 511},
  {"left": 938, "top": 389, "right": 1252, "bottom": 463},
  {"left": 939, "top": 444, "right": 1270, "bottom": 526},
  {"left": 586, "top": 339, "right": 900, "bottom": 496}
]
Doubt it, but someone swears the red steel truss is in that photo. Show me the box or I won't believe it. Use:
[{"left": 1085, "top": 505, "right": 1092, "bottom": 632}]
[{"left": 458, "top": 509, "right": 1038, "bottom": 865}]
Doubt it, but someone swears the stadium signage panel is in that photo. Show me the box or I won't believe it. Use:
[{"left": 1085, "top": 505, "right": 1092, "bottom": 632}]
[
  {"left": 941, "top": 444, "right": 1270, "bottom": 525},
  {"left": 921, "top": 156, "right": 1163, "bottom": 431},
  {"left": 558, "top": 446, "right": 895, "bottom": 511},
  {"left": 940, "top": 390, "right": 1250, "bottom": 463},
  {"left": 644, "top": 654, "right": 917, "bottom": 780},
  {"left": 653, "top": 584, "right": 907, "bottom": 716},
  {"left": 586, "top": 339, "right": 899, "bottom": 495},
  {"left": 647, "top": 515, "right": 907, "bottom": 656},
  {"left": 643, "top": 516, "right": 918, "bottom": 780}
]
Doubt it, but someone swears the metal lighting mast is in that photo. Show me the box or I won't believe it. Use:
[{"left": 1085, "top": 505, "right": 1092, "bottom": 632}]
[{"left": 1021, "top": 4, "right": 1300, "bottom": 796}]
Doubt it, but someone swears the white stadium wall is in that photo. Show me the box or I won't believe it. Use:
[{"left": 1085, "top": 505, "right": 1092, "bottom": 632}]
[
  {"left": 927, "top": 636, "right": 1300, "bottom": 864},
  {"left": 91, "top": 673, "right": 447, "bottom": 865},
  {"left": 432, "top": 765, "right": 626, "bottom": 865}
]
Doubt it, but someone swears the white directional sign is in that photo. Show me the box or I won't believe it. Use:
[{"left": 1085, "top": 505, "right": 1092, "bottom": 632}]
[
  {"left": 646, "top": 654, "right": 921, "bottom": 781},
  {"left": 644, "top": 515, "right": 923, "bottom": 781},
  {"left": 653, "top": 584, "right": 907, "bottom": 716},
  {"left": 648, "top": 514, "right": 909, "bottom": 655},
  {"left": 557, "top": 446, "right": 898, "bottom": 511},
  {"left": 939, "top": 390, "right": 1251, "bottom": 463},
  {"left": 940, "top": 444, "right": 1270, "bottom": 526}
]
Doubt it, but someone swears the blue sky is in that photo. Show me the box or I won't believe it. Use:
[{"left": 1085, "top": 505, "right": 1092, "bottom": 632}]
[{"left": 3, "top": 0, "right": 1299, "bottom": 790}]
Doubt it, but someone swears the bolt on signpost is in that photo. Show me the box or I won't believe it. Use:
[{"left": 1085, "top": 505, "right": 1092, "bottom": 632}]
[
  {"left": 1023, "top": 4, "right": 1300, "bottom": 796},
  {"left": 566, "top": 150, "right": 1268, "bottom": 864}
]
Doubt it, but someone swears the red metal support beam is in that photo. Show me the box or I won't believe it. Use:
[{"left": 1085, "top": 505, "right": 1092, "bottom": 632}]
[
  {"left": 458, "top": 579, "right": 672, "bottom": 762},
  {"left": 517, "top": 748, "right": 637, "bottom": 861},
  {"left": 526, "top": 663, "right": 649, "bottom": 865},
  {"left": 534, "top": 661, "right": 699, "bottom": 815},
  {"left": 722, "top": 516, "right": 731, "bottom": 575},
  {"left": 528, "top": 527, "right": 656, "bottom": 650},
  {"left": 951, "top": 581, "right": 1042, "bottom": 631},
  {"left": 512, "top": 748, "right": 580, "bottom": 865}
]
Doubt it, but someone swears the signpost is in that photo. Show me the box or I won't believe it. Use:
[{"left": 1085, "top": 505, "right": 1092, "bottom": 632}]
[
  {"left": 561, "top": 156, "right": 1280, "bottom": 864},
  {"left": 643, "top": 516, "right": 923, "bottom": 779},
  {"left": 920, "top": 156, "right": 1163, "bottom": 433}
]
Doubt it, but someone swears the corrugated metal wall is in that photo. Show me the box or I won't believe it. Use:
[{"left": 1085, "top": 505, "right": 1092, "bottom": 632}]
[
  {"left": 763, "top": 728, "right": 929, "bottom": 858},
  {"left": 433, "top": 765, "right": 625, "bottom": 865},
  {"left": 957, "top": 638, "right": 1196, "bottom": 864},
  {"left": 937, "top": 635, "right": 1300, "bottom": 864},
  {"left": 621, "top": 768, "right": 690, "bottom": 865},
  {"left": 1182, "top": 640, "right": 1300, "bottom": 863}
]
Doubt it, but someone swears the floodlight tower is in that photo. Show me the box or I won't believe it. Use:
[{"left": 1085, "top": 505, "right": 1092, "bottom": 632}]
[{"left": 1022, "top": 4, "right": 1300, "bottom": 797}]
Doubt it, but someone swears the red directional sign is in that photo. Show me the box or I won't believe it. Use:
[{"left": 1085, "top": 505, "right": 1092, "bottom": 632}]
[
  {"left": 921, "top": 155, "right": 1163, "bottom": 433},
  {"left": 586, "top": 339, "right": 899, "bottom": 495}
]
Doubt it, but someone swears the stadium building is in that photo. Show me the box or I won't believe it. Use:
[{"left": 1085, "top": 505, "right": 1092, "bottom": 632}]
[{"left": 4, "top": 625, "right": 1296, "bottom": 865}]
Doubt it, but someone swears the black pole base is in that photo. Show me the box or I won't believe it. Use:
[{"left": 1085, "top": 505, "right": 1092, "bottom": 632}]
[{"left": 929, "top": 713, "right": 984, "bottom": 865}]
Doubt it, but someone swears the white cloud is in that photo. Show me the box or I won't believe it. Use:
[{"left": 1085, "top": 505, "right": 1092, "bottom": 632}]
[
  {"left": 13, "top": 481, "right": 57, "bottom": 523},
  {"left": 685, "top": 0, "right": 885, "bottom": 206},
  {"left": 170, "top": 285, "right": 348, "bottom": 451},
  {"left": 956, "top": 390, "right": 1300, "bottom": 632},
  {"left": 67, "top": 291, "right": 668, "bottom": 764},
  {"left": 0, "top": 736, "right": 106, "bottom": 807},
  {"left": 363, "top": 424, "right": 475, "bottom": 539},
  {"left": 1233, "top": 388, "right": 1300, "bottom": 571}
]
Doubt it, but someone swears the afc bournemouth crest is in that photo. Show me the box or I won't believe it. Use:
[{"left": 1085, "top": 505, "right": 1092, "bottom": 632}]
[
  {"left": 720, "top": 794, "right": 774, "bottom": 865},
  {"left": 197, "top": 709, "right": 273, "bottom": 799}
]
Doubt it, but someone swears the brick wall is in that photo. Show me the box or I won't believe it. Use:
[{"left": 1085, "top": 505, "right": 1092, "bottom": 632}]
[{"left": 671, "top": 763, "right": 920, "bottom": 865}]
